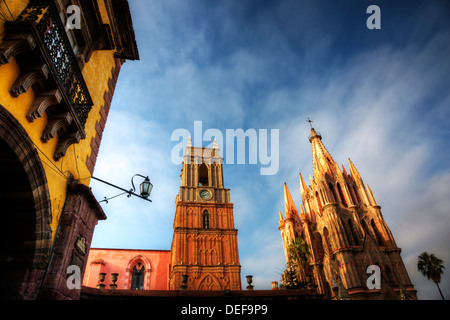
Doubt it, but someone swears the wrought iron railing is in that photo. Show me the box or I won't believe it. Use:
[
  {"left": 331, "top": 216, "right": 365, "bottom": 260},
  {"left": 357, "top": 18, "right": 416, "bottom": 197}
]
[{"left": 14, "top": 0, "right": 93, "bottom": 128}]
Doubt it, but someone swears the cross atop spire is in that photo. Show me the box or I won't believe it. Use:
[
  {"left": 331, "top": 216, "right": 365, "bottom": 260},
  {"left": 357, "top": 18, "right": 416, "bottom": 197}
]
[{"left": 307, "top": 118, "right": 314, "bottom": 129}]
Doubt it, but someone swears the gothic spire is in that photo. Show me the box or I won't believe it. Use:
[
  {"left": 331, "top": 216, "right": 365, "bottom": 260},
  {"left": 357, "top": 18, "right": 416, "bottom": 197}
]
[
  {"left": 367, "top": 184, "right": 378, "bottom": 206},
  {"left": 279, "top": 211, "right": 285, "bottom": 228},
  {"left": 299, "top": 172, "right": 308, "bottom": 194},
  {"left": 284, "top": 182, "right": 299, "bottom": 220},
  {"left": 309, "top": 126, "right": 335, "bottom": 180},
  {"left": 348, "top": 158, "right": 363, "bottom": 185}
]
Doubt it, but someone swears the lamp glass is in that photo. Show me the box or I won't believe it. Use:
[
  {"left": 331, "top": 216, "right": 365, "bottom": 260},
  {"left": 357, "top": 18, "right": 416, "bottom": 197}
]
[{"left": 140, "top": 178, "right": 153, "bottom": 199}]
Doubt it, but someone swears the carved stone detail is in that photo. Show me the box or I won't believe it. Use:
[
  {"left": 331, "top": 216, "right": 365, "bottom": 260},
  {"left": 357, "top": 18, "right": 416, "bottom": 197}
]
[
  {"left": 0, "top": 33, "right": 36, "bottom": 65},
  {"left": 41, "top": 112, "right": 72, "bottom": 143},
  {"left": 10, "top": 64, "right": 49, "bottom": 97},
  {"left": 54, "top": 131, "right": 82, "bottom": 161},
  {"left": 26, "top": 89, "right": 62, "bottom": 122}
]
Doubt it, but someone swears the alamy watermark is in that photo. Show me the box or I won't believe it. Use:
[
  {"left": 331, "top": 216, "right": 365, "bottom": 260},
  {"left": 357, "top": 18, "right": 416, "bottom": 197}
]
[
  {"left": 66, "top": 5, "right": 81, "bottom": 30},
  {"left": 66, "top": 265, "right": 81, "bottom": 290},
  {"left": 366, "top": 5, "right": 381, "bottom": 30},
  {"left": 171, "top": 121, "right": 279, "bottom": 176},
  {"left": 366, "top": 265, "right": 381, "bottom": 289}
]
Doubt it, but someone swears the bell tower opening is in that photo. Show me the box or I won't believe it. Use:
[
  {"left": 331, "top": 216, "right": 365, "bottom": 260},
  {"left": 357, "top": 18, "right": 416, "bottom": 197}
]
[{"left": 198, "top": 162, "right": 209, "bottom": 186}]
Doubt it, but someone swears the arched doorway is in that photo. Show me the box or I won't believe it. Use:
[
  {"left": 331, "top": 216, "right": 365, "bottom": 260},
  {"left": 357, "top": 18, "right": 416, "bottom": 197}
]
[{"left": 0, "top": 106, "right": 53, "bottom": 299}]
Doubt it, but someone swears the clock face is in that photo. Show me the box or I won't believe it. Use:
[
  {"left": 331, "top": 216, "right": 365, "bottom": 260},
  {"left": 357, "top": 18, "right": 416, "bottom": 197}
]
[{"left": 200, "top": 190, "right": 211, "bottom": 199}]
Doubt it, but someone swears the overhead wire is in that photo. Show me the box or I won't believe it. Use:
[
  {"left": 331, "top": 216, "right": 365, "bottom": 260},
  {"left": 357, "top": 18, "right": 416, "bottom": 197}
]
[
  {"left": 0, "top": 0, "right": 15, "bottom": 22},
  {"left": 32, "top": 141, "right": 68, "bottom": 181},
  {"left": 3, "top": 0, "right": 14, "bottom": 20}
]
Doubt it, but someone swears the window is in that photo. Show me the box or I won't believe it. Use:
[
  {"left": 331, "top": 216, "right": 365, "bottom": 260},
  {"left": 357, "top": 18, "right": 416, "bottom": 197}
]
[
  {"left": 323, "top": 227, "right": 333, "bottom": 255},
  {"left": 315, "top": 191, "right": 323, "bottom": 214},
  {"left": 337, "top": 183, "right": 348, "bottom": 207},
  {"left": 131, "top": 262, "right": 145, "bottom": 290},
  {"left": 371, "top": 219, "right": 384, "bottom": 246},
  {"left": 199, "top": 163, "right": 209, "bottom": 186},
  {"left": 361, "top": 219, "right": 368, "bottom": 232},
  {"left": 353, "top": 185, "right": 361, "bottom": 204},
  {"left": 313, "top": 232, "right": 325, "bottom": 261},
  {"left": 328, "top": 182, "right": 336, "bottom": 202},
  {"left": 316, "top": 191, "right": 323, "bottom": 207},
  {"left": 348, "top": 218, "right": 360, "bottom": 245},
  {"left": 339, "top": 217, "right": 351, "bottom": 247},
  {"left": 385, "top": 266, "right": 395, "bottom": 284},
  {"left": 202, "top": 210, "right": 210, "bottom": 229}
]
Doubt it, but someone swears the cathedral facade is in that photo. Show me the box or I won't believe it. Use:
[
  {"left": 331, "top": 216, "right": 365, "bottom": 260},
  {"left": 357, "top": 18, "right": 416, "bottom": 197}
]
[{"left": 279, "top": 126, "right": 417, "bottom": 299}]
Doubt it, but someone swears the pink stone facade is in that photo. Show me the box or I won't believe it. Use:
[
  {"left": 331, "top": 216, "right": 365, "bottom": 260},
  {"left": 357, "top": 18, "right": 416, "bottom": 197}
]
[{"left": 83, "top": 248, "right": 171, "bottom": 290}]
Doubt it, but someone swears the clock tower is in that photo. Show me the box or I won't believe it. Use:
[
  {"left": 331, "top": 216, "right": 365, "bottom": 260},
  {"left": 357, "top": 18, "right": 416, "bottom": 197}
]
[{"left": 169, "top": 138, "right": 242, "bottom": 290}]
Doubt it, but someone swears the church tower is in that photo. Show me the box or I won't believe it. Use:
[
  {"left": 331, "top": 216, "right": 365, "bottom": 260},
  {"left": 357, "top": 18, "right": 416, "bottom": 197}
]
[
  {"left": 169, "top": 139, "right": 241, "bottom": 290},
  {"left": 279, "top": 125, "right": 417, "bottom": 299}
]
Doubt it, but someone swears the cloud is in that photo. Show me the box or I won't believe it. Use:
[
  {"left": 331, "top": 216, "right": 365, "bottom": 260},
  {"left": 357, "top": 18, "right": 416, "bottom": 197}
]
[
  {"left": 90, "top": 109, "right": 178, "bottom": 250},
  {"left": 88, "top": 0, "right": 450, "bottom": 298}
]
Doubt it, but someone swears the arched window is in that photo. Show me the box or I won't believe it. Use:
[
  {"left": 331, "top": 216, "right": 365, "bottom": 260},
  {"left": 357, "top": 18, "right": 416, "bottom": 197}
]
[
  {"left": 199, "top": 163, "right": 209, "bottom": 186},
  {"left": 320, "top": 189, "right": 327, "bottom": 205},
  {"left": 328, "top": 182, "right": 336, "bottom": 202},
  {"left": 131, "top": 262, "right": 145, "bottom": 290},
  {"left": 371, "top": 219, "right": 384, "bottom": 246},
  {"left": 313, "top": 232, "right": 325, "bottom": 261},
  {"left": 337, "top": 182, "right": 348, "bottom": 207},
  {"left": 361, "top": 219, "right": 369, "bottom": 235},
  {"left": 385, "top": 266, "right": 395, "bottom": 285},
  {"left": 202, "top": 210, "right": 210, "bottom": 229},
  {"left": 339, "top": 217, "right": 351, "bottom": 247},
  {"left": 353, "top": 185, "right": 361, "bottom": 204},
  {"left": 323, "top": 227, "right": 333, "bottom": 255},
  {"left": 315, "top": 191, "right": 323, "bottom": 214},
  {"left": 348, "top": 218, "right": 360, "bottom": 245}
]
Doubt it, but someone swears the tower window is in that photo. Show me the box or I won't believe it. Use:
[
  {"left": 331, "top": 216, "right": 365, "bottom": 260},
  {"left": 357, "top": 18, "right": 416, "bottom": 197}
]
[
  {"left": 202, "top": 210, "right": 210, "bottom": 229},
  {"left": 199, "top": 163, "right": 209, "bottom": 186}
]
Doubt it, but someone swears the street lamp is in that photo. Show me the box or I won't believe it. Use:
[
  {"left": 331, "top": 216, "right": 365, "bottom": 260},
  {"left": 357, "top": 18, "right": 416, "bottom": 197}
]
[
  {"left": 91, "top": 174, "right": 153, "bottom": 203},
  {"left": 132, "top": 174, "right": 153, "bottom": 200}
]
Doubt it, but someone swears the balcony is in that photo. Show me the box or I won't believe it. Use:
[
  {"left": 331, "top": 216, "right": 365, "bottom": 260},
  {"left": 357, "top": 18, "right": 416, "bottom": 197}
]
[{"left": 0, "top": 0, "right": 95, "bottom": 160}]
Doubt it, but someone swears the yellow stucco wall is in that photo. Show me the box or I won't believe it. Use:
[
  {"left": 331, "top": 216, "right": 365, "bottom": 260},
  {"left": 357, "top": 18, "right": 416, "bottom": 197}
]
[
  {"left": 0, "top": 1, "right": 28, "bottom": 36},
  {"left": 0, "top": 0, "right": 117, "bottom": 241}
]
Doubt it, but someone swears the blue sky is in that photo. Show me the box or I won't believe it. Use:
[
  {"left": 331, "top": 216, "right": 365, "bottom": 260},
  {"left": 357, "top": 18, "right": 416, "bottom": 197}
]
[{"left": 89, "top": 0, "right": 450, "bottom": 299}]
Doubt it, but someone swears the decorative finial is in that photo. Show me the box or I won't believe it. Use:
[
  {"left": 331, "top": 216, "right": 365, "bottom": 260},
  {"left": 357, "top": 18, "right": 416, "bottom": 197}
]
[
  {"left": 307, "top": 118, "right": 313, "bottom": 129},
  {"left": 187, "top": 136, "right": 192, "bottom": 147}
]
